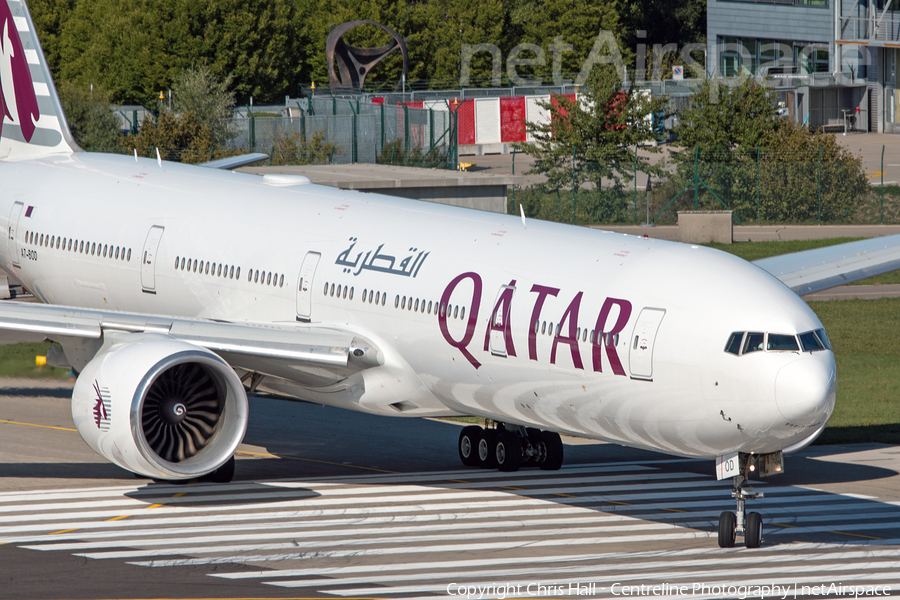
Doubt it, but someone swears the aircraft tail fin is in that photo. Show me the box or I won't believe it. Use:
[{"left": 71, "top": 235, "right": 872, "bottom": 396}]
[{"left": 1, "top": 0, "right": 79, "bottom": 160}]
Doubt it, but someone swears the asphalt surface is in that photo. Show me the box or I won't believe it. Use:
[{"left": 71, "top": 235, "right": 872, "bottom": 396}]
[{"left": 1, "top": 381, "right": 899, "bottom": 600}]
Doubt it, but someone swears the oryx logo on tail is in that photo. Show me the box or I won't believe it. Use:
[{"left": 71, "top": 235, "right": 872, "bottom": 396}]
[{"left": 0, "top": 0, "right": 39, "bottom": 142}]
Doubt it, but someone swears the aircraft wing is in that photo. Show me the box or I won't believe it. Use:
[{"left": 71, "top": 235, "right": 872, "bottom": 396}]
[
  {"left": 753, "top": 233, "right": 900, "bottom": 296},
  {"left": 199, "top": 153, "right": 269, "bottom": 170},
  {"left": 0, "top": 300, "right": 366, "bottom": 374}
]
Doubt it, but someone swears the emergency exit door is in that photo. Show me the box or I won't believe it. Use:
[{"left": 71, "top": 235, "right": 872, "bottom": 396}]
[
  {"left": 296, "top": 251, "right": 321, "bottom": 322},
  {"left": 141, "top": 226, "right": 165, "bottom": 294}
]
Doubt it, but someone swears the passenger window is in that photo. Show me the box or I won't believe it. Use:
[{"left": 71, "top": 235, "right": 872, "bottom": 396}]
[
  {"left": 743, "top": 332, "right": 765, "bottom": 354},
  {"left": 401, "top": 296, "right": 406, "bottom": 309},
  {"left": 267, "top": 272, "right": 272, "bottom": 285},
  {"left": 798, "top": 331, "right": 824, "bottom": 352},
  {"left": 428, "top": 300, "right": 432, "bottom": 314},
  {"left": 235, "top": 266, "right": 239, "bottom": 278},
  {"left": 127, "top": 248, "right": 131, "bottom": 261},
  {"left": 381, "top": 294, "right": 386, "bottom": 306},
  {"left": 330, "top": 283, "right": 335, "bottom": 296},
  {"left": 349, "top": 287, "right": 353, "bottom": 300},
  {"left": 395, "top": 295, "right": 400, "bottom": 308},
  {"left": 725, "top": 332, "right": 744, "bottom": 355},
  {"left": 460, "top": 306, "right": 465, "bottom": 320},
  {"left": 767, "top": 333, "right": 799, "bottom": 352},
  {"left": 174, "top": 257, "right": 180, "bottom": 269},
  {"left": 541, "top": 321, "right": 546, "bottom": 335},
  {"left": 362, "top": 288, "right": 368, "bottom": 301},
  {"left": 40, "top": 234, "right": 44, "bottom": 245},
  {"left": 280, "top": 274, "right": 284, "bottom": 287},
  {"left": 336, "top": 284, "right": 342, "bottom": 297},
  {"left": 181, "top": 258, "right": 186, "bottom": 270},
  {"left": 414, "top": 298, "right": 419, "bottom": 312},
  {"left": 103, "top": 244, "right": 107, "bottom": 258},
  {"left": 373, "top": 291, "right": 377, "bottom": 304}
]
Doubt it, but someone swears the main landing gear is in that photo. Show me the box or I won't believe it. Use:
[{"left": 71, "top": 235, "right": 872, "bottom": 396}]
[
  {"left": 458, "top": 423, "right": 563, "bottom": 472},
  {"left": 718, "top": 453, "right": 764, "bottom": 549}
]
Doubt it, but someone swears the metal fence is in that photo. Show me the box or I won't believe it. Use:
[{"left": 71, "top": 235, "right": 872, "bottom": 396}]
[
  {"left": 229, "top": 103, "right": 457, "bottom": 168},
  {"left": 510, "top": 147, "right": 898, "bottom": 226}
]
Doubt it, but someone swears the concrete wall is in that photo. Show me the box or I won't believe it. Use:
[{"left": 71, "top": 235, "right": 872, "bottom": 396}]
[
  {"left": 678, "top": 211, "right": 734, "bottom": 244},
  {"left": 363, "top": 185, "right": 507, "bottom": 214}
]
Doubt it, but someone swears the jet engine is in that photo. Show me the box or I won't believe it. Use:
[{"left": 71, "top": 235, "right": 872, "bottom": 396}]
[{"left": 71, "top": 333, "right": 248, "bottom": 480}]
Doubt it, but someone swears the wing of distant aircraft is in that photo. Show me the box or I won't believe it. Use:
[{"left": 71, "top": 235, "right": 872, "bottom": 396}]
[
  {"left": 199, "top": 153, "right": 269, "bottom": 170},
  {"left": 754, "top": 233, "right": 900, "bottom": 296},
  {"left": 1, "top": 0, "right": 897, "bottom": 550}
]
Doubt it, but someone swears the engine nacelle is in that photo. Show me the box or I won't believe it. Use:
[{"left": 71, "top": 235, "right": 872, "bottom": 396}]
[{"left": 72, "top": 333, "right": 248, "bottom": 480}]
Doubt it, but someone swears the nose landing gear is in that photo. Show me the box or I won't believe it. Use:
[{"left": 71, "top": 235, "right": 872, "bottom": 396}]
[{"left": 718, "top": 454, "right": 766, "bottom": 549}]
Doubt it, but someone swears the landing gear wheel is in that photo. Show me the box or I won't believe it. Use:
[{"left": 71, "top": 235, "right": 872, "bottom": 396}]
[
  {"left": 718, "top": 511, "right": 736, "bottom": 548},
  {"left": 539, "top": 431, "right": 564, "bottom": 470},
  {"left": 204, "top": 455, "right": 235, "bottom": 483},
  {"left": 477, "top": 429, "right": 498, "bottom": 469},
  {"left": 745, "top": 511, "right": 763, "bottom": 548},
  {"left": 458, "top": 426, "right": 482, "bottom": 467},
  {"left": 496, "top": 431, "right": 522, "bottom": 472}
]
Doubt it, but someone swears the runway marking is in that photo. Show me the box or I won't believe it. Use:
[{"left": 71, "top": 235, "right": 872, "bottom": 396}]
[
  {"left": 0, "top": 418, "right": 77, "bottom": 432},
  {"left": 236, "top": 449, "right": 397, "bottom": 473},
  {"left": 4, "top": 464, "right": 900, "bottom": 598}
]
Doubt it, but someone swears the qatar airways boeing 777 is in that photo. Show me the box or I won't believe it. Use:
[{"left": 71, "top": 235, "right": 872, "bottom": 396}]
[{"left": 2, "top": 0, "right": 899, "bottom": 550}]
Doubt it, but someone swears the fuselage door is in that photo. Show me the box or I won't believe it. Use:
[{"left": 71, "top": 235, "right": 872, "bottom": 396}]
[
  {"left": 629, "top": 307, "right": 666, "bottom": 380},
  {"left": 489, "top": 284, "right": 516, "bottom": 357},
  {"left": 296, "top": 251, "right": 321, "bottom": 322},
  {"left": 8, "top": 202, "right": 23, "bottom": 268},
  {"left": 140, "top": 225, "right": 165, "bottom": 294}
]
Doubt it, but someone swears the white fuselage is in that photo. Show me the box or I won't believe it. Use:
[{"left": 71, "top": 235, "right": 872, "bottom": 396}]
[{"left": 0, "top": 152, "right": 837, "bottom": 459}]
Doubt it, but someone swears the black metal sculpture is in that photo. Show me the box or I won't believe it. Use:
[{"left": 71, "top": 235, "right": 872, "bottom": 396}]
[{"left": 326, "top": 20, "right": 409, "bottom": 93}]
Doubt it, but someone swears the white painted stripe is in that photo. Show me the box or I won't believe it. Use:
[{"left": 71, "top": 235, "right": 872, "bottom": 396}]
[
  {"left": 128, "top": 538, "right": 900, "bottom": 568},
  {"left": 212, "top": 547, "right": 900, "bottom": 581},
  {"left": 269, "top": 470, "right": 701, "bottom": 491},
  {"left": 3, "top": 513, "right": 640, "bottom": 545},
  {"left": 32, "top": 82, "right": 49, "bottom": 97},
  {"left": 27, "top": 520, "right": 700, "bottom": 553},
  {"left": 317, "top": 561, "right": 900, "bottom": 596},
  {"left": 24, "top": 49, "right": 39, "bottom": 65},
  {"left": 75, "top": 530, "right": 714, "bottom": 560},
  {"left": 0, "top": 505, "right": 591, "bottom": 537},
  {"left": 268, "top": 552, "right": 900, "bottom": 588},
  {"left": 0, "top": 497, "right": 561, "bottom": 525},
  {"left": 14, "top": 16, "right": 29, "bottom": 31}
]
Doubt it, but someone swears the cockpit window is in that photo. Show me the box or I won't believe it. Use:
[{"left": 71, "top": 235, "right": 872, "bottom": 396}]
[
  {"left": 815, "top": 328, "right": 832, "bottom": 350},
  {"left": 743, "top": 332, "right": 765, "bottom": 354},
  {"left": 727, "top": 329, "right": 831, "bottom": 356},
  {"left": 767, "top": 333, "right": 799, "bottom": 352},
  {"left": 725, "top": 332, "right": 744, "bottom": 355},
  {"left": 797, "top": 329, "right": 831, "bottom": 352},
  {"left": 798, "top": 330, "right": 825, "bottom": 352}
]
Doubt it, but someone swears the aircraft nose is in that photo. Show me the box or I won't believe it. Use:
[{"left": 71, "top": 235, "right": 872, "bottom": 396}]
[{"left": 774, "top": 357, "right": 836, "bottom": 427}]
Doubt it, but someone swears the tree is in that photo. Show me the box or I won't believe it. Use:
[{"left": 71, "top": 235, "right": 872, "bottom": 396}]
[
  {"left": 56, "top": 81, "right": 122, "bottom": 153},
  {"left": 517, "top": 65, "right": 664, "bottom": 193},
  {"left": 172, "top": 65, "right": 235, "bottom": 147},
  {"left": 124, "top": 111, "right": 214, "bottom": 163},
  {"left": 50, "top": 0, "right": 301, "bottom": 105},
  {"left": 673, "top": 77, "right": 780, "bottom": 163},
  {"left": 669, "top": 78, "right": 868, "bottom": 222}
]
